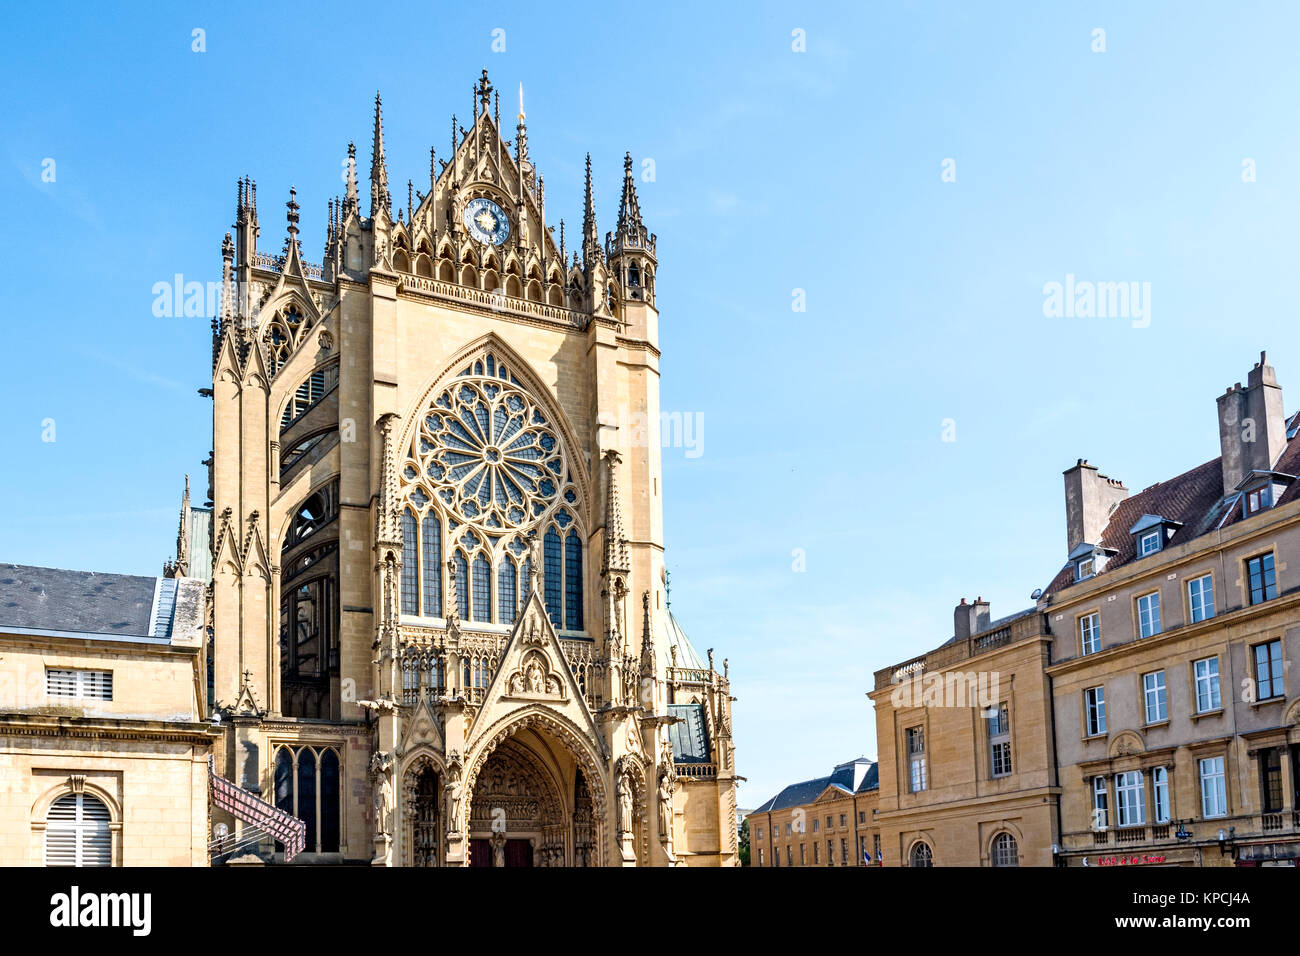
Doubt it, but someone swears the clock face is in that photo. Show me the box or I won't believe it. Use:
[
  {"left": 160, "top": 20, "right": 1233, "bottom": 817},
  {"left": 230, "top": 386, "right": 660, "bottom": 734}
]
[{"left": 463, "top": 197, "right": 510, "bottom": 246}]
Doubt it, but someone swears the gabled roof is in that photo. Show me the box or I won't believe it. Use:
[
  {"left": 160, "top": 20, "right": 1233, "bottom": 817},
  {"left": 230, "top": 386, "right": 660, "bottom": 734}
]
[
  {"left": 752, "top": 758, "right": 878, "bottom": 813},
  {"left": 1046, "top": 416, "right": 1300, "bottom": 595}
]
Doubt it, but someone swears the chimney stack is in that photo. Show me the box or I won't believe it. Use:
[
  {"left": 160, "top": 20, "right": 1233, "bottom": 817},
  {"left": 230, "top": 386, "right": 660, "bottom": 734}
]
[
  {"left": 1063, "top": 460, "right": 1128, "bottom": 554},
  {"left": 1218, "top": 352, "right": 1285, "bottom": 492},
  {"left": 954, "top": 597, "right": 991, "bottom": 641}
]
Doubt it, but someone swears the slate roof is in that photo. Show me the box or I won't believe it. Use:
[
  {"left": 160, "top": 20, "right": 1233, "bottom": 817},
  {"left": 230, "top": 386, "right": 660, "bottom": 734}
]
[
  {"left": 0, "top": 564, "right": 168, "bottom": 638},
  {"left": 752, "top": 759, "right": 879, "bottom": 813},
  {"left": 660, "top": 610, "right": 706, "bottom": 670},
  {"left": 1044, "top": 415, "right": 1300, "bottom": 595}
]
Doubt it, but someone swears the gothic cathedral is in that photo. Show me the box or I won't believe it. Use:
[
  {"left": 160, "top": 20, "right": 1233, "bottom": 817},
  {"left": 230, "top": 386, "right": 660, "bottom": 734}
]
[{"left": 205, "top": 72, "right": 738, "bottom": 866}]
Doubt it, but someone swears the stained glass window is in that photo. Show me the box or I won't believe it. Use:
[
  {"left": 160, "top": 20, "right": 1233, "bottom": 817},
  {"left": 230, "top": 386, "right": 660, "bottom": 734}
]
[
  {"left": 472, "top": 553, "right": 491, "bottom": 622},
  {"left": 565, "top": 529, "right": 583, "bottom": 630},
  {"left": 498, "top": 560, "right": 517, "bottom": 624},
  {"left": 454, "top": 551, "right": 469, "bottom": 620},
  {"left": 421, "top": 514, "right": 441, "bottom": 616},
  {"left": 544, "top": 528, "right": 562, "bottom": 627}
]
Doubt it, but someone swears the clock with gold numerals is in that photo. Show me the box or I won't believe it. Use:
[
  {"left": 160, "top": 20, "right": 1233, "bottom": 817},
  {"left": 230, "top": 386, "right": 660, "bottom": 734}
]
[{"left": 463, "top": 197, "right": 510, "bottom": 246}]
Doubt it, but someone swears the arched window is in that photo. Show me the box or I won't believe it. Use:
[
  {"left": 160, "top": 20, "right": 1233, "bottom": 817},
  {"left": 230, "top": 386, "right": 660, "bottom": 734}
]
[
  {"left": 403, "top": 350, "right": 587, "bottom": 631},
  {"left": 274, "top": 746, "right": 341, "bottom": 857},
  {"left": 565, "top": 529, "right": 583, "bottom": 630},
  {"left": 454, "top": 552, "right": 470, "bottom": 620},
  {"left": 909, "top": 841, "right": 933, "bottom": 868},
  {"left": 297, "top": 749, "right": 317, "bottom": 853},
  {"left": 498, "top": 560, "right": 517, "bottom": 624},
  {"left": 400, "top": 510, "right": 418, "bottom": 614},
  {"left": 45, "top": 793, "right": 111, "bottom": 867},
  {"left": 421, "top": 514, "right": 442, "bottom": 616},
  {"left": 471, "top": 553, "right": 491, "bottom": 621},
  {"left": 991, "top": 832, "right": 1018, "bottom": 867},
  {"left": 544, "top": 528, "right": 562, "bottom": 627}
]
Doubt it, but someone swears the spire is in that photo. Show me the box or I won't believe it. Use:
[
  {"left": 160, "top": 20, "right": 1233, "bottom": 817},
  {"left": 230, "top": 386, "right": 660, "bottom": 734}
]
[
  {"left": 616, "top": 152, "right": 643, "bottom": 236},
  {"left": 345, "top": 141, "right": 358, "bottom": 213},
  {"left": 601, "top": 449, "right": 630, "bottom": 576},
  {"left": 370, "top": 92, "right": 390, "bottom": 218},
  {"left": 582, "top": 153, "right": 602, "bottom": 268},
  {"left": 285, "top": 186, "right": 300, "bottom": 237},
  {"left": 477, "top": 69, "right": 493, "bottom": 116},
  {"left": 165, "top": 476, "right": 192, "bottom": 578},
  {"left": 639, "top": 590, "right": 655, "bottom": 675}
]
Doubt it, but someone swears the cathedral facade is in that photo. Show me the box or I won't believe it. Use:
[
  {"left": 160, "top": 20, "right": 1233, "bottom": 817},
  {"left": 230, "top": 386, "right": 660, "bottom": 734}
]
[{"left": 206, "top": 72, "right": 738, "bottom": 866}]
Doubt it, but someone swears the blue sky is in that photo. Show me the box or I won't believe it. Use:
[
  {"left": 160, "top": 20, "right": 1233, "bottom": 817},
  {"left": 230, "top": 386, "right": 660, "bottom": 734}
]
[{"left": 3, "top": 1, "right": 1300, "bottom": 808}]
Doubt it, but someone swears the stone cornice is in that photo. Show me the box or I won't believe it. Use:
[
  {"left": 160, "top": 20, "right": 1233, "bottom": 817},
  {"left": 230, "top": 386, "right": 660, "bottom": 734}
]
[{"left": 0, "top": 713, "right": 220, "bottom": 745}]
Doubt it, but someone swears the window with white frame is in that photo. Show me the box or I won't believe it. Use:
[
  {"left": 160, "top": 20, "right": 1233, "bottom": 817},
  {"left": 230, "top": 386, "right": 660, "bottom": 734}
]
[
  {"left": 1138, "top": 530, "right": 1161, "bottom": 556},
  {"left": 45, "top": 668, "right": 113, "bottom": 701},
  {"left": 1199, "top": 756, "right": 1227, "bottom": 818},
  {"left": 1187, "top": 574, "right": 1215, "bottom": 623},
  {"left": 1079, "top": 612, "right": 1101, "bottom": 656},
  {"left": 44, "top": 793, "right": 112, "bottom": 867},
  {"left": 1085, "top": 686, "right": 1106, "bottom": 737},
  {"left": 1153, "top": 767, "right": 1170, "bottom": 824},
  {"left": 1076, "top": 557, "right": 1096, "bottom": 581},
  {"left": 1194, "top": 657, "right": 1221, "bottom": 713},
  {"left": 1143, "top": 670, "right": 1167, "bottom": 724},
  {"left": 1136, "top": 591, "right": 1162, "bottom": 638},
  {"left": 1115, "top": 771, "right": 1146, "bottom": 827},
  {"left": 1092, "top": 776, "right": 1109, "bottom": 830},
  {"left": 907, "top": 726, "right": 927, "bottom": 793}
]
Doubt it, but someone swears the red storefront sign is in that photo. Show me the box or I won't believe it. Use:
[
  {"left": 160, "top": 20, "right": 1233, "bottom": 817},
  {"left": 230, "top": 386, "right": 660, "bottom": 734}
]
[{"left": 1095, "top": 853, "right": 1166, "bottom": 866}]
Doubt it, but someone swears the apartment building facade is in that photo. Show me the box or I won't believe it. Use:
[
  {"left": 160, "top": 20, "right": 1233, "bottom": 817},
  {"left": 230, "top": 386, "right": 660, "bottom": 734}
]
[{"left": 1044, "top": 353, "right": 1300, "bottom": 867}]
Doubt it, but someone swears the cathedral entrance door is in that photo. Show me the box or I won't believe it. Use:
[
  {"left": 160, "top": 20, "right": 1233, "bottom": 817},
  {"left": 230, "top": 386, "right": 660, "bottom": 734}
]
[
  {"left": 468, "top": 839, "right": 493, "bottom": 867},
  {"left": 505, "top": 839, "right": 533, "bottom": 867}
]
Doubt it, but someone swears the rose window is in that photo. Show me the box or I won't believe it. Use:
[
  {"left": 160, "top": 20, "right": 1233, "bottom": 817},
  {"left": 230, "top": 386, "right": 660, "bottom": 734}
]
[{"left": 405, "top": 365, "right": 572, "bottom": 532}]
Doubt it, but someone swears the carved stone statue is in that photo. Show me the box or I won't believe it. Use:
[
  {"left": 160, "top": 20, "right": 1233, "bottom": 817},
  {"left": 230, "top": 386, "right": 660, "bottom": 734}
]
[
  {"left": 510, "top": 672, "right": 524, "bottom": 694},
  {"left": 616, "top": 774, "right": 633, "bottom": 835},
  {"left": 445, "top": 766, "right": 464, "bottom": 835},
  {"left": 491, "top": 832, "right": 506, "bottom": 868},
  {"left": 657, "top": 764, "right": 675, "bottom": 842},
  {"left": 375, "top": 771, "right": 393, "bottom": 837},
  {"left": 527, "top": 659, "right": 544, "bottom": 694}
]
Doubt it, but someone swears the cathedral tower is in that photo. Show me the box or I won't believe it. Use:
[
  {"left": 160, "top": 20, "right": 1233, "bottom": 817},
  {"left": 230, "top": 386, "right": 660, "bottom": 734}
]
[{"left": 205, "top": 73, "right": 737, "bottom": 866}]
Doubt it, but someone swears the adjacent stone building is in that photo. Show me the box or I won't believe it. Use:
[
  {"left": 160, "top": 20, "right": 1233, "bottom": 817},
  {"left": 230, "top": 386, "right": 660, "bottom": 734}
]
[
  {"left": 0, "top": 566, "right": 216, "bottom": 866},
  {"left": 749, "top": 758, "right": 879, "bottom": 867},
  {"left": 869, "top": 601, "right": 1059, "bottom": 867}
]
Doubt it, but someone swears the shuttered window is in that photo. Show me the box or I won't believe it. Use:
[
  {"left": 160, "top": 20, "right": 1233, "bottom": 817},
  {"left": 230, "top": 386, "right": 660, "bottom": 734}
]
[
  {"left": 46, "top": 668, "right": 113, "bottom": 701},
  {"left": 45, "top": 794, "right": 112, "bottom": 867}
]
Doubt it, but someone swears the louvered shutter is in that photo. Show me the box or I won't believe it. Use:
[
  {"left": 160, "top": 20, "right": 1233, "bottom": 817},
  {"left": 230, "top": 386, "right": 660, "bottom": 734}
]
[{"left": 45, "top": 793, "right": 112, "bottom": 866}]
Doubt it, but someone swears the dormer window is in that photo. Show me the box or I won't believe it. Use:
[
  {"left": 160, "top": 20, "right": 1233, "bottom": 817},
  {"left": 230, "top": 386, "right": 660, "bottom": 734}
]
[
  {"left": 1069, "top": 542, "right": 1114, "bottom": 583},
  {"left": 1128, "top": 514, "right": 1180, "bottom": 560},
  {"left": 1236, "top": 471, "right": 1294, "bottom": 519}
]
